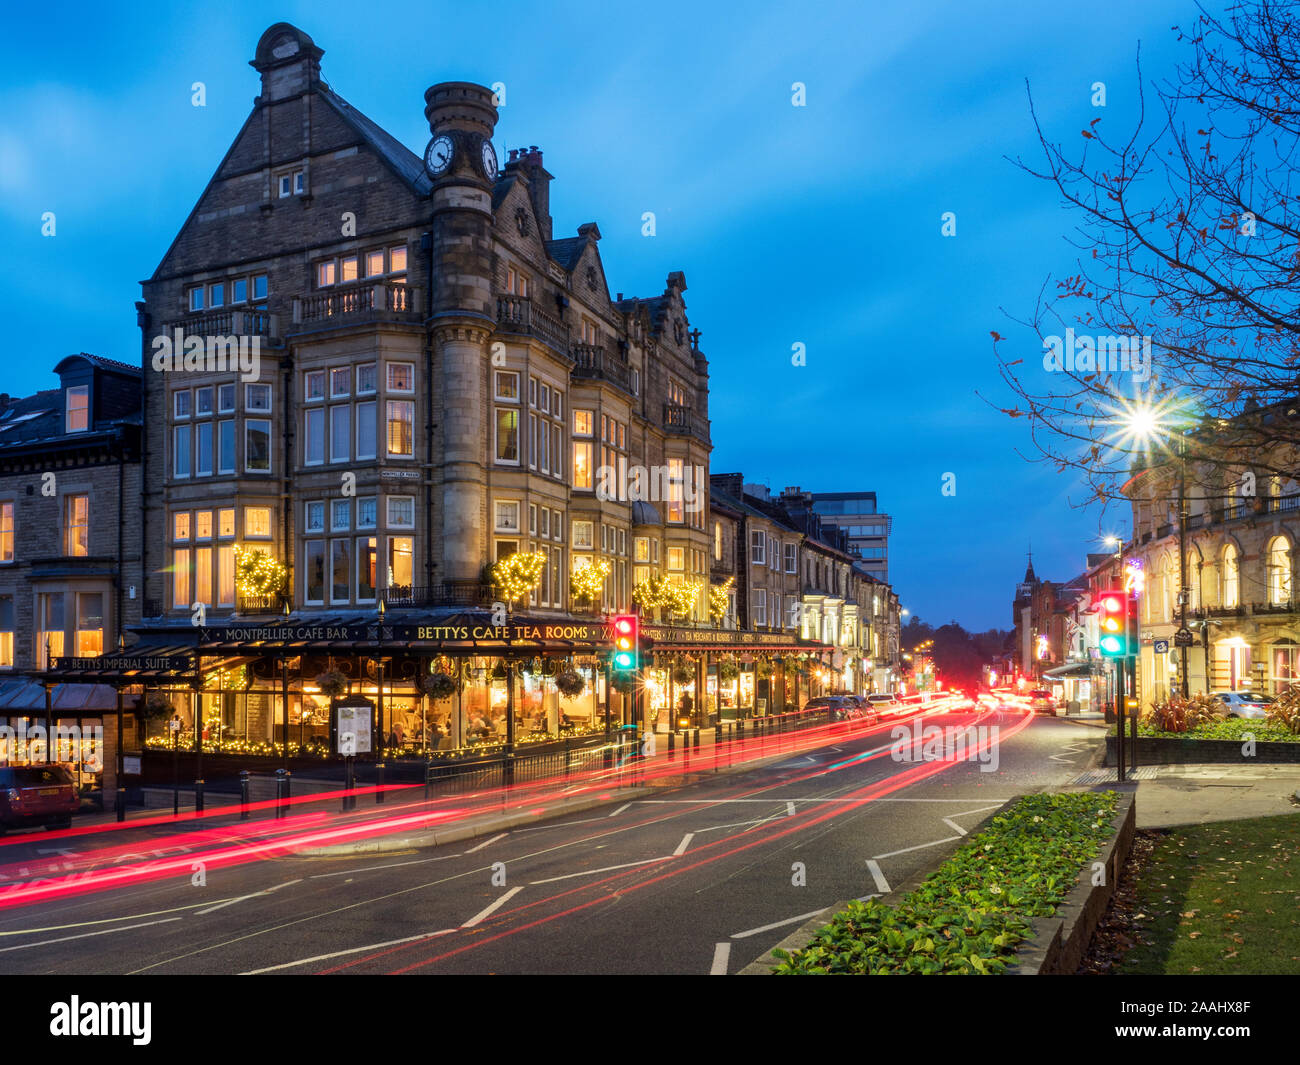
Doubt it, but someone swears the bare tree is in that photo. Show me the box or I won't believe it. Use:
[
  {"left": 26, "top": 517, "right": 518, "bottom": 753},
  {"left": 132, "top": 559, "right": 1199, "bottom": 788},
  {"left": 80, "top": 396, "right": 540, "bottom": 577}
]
[{"left": 996, "top": 0, "right": 1300, "bottom": 513}]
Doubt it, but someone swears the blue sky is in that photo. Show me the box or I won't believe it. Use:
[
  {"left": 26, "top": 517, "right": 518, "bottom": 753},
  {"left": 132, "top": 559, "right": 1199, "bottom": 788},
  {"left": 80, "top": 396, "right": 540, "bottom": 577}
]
[{"left": 0, "top": 0, "right": 1202, "bottom": 630}]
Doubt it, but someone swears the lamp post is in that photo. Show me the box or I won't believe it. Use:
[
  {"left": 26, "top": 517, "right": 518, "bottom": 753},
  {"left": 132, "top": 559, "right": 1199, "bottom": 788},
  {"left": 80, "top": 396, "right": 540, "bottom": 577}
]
[{"left": 375, "top": 598, "right": 386, "bottom": 803}]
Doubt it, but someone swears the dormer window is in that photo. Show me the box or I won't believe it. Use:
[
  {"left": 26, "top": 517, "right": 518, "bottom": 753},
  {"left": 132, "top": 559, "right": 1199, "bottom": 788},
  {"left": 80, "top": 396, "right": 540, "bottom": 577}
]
[{"left": 65, "top": 386, "right": 88, "bottom": 433}]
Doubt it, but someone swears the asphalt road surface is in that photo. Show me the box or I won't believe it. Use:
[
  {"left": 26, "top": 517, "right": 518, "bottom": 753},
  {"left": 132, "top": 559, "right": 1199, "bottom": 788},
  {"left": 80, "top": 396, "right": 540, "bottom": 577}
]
[{"left": 0, "top": 704, "right": 1103, "bottom": 974}]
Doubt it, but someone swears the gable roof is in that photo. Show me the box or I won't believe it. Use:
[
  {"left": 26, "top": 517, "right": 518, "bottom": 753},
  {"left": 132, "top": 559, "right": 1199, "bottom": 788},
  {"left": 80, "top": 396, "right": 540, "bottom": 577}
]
[{"left": 318, "top": 87, "right": 432, "bottom": 196}]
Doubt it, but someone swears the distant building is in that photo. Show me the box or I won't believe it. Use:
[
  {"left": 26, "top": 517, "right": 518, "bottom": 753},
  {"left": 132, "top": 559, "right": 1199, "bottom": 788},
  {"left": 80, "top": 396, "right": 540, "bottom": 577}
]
[{"left": 810, "top": 491, "right": 890, "bottom": 581}]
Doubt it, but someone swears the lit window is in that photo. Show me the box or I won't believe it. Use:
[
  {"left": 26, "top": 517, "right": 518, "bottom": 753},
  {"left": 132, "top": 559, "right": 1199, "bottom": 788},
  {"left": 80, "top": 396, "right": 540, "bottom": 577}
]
[
  {"left": 357, "top": 537, "right": 377, "bottom": 601},
  {"left": 387, "top": 536, "right": 414, "bottom": 589},
  {"left": 495, "top": 408, "right": 518, "bottom": 464},
  {"left": 389, "top": 246, "right": 407, "bottom": 273},
  {"left": 245, "top": 507, "right": 272, "bottom": 538},
  {"left": 386, "top": 401, "right": 413, "bottom": 457},
  {"left": 64, "top": 494, "right": 89, "bottom": 556},
  {"left": 195, "top": 511, "right": 212, "bottom": 540},
  {"left": 65, "top": 386, "right": 89, "bottom": 433},
  {"left": 218, "top": 509, "right": 235, "bottom": 538},
  {"left": 331, "top": 540, "right": 351, "bottom": 603},
  {"left": 667, "top": 458, "right": 684, "bottom": 523},
  {"left": 574, "top": 409, "right": 593, "bottom": 436},
  {"left": 573, "top": 441, "right": 593, "bottom": 489},
  {"left": 173, "top": 513, "right": 190, "bottom": 541},
  {"left": 668, "top": 547, "right": 685, "bottom": 571},
  {"left": 1222, "top": 544, "right": 1239, "bottom": 608},
  {"left": 0, "top": 503, "right": 13, "bottom": 563},
  {"left": 0, "top": 596, "right": 13, "bottom": 667},
  {"left": 341, "top": 256, "right": 358, "bottom": 283},
  {"left": 495, "top": 371, "right": 519, "bottom": 402},
  {"left": 172, "top": 550, "right": 190, "bottom": 610}
]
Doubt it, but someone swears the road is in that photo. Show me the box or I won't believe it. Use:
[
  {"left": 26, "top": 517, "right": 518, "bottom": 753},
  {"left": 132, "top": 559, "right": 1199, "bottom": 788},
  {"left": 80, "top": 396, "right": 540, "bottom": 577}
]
[{"left": 0, "top": 704, "right": 1102, "bottom": 974}]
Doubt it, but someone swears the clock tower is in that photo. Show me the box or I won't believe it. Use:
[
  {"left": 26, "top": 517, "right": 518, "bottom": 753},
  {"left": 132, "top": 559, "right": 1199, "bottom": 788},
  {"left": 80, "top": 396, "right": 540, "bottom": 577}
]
[{"left": 423, "top": 82, "right": 500, "bottom": 588}]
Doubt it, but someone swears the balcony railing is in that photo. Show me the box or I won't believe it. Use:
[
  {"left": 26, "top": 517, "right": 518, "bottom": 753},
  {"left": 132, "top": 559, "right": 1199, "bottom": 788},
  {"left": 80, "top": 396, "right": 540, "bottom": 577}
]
[
  {"left": 162, "top": 308, "right": 276, "bottom": 339},
  {"left": 1251, "top": 599, "right": 1295, "bottom": 615},
  {"left": 295, "top": 282, "right": 419, "bottom": 326},
  {"left": 496, "top": 295, "right": 570, "bottom": 356},
  {"left": 663, "top": 403, "right": 693, "bottom": 435},
  {"left": 237, "top": 595, "right": 288, "bottom": 614},
  {"left": 381, "top": 583, "right": 495, "bottom": 609},
  {"left": 571, "top": 343, "right": 631, "bottom": 391}
]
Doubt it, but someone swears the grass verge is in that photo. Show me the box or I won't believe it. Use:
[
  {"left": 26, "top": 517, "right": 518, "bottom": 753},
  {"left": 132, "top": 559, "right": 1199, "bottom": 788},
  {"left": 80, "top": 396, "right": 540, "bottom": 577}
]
[
  {"left": 772, "top": 791, "right": 1119, "bottom": 975},
  {"left": 1116, "top": 812, "right": 1300, "bottom": 974}
]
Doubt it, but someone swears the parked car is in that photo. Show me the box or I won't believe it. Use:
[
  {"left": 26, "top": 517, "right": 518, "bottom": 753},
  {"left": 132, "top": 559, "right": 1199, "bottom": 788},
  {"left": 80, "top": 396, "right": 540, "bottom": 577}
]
[
  {"left": 1028, "top": 689, "right": 1057, "bottom": 716},
  {"left": 803, "top": 696, "right": 853, "bottom": 720},
  {"left": 0, "top": 764, "right": 79, "bottom": 832},
  {"left": 1211, "top": 691, "right": 1275, "bottom": 719},
  {"left": 837, "top": 695, "right": 878, "bottom": 722}
]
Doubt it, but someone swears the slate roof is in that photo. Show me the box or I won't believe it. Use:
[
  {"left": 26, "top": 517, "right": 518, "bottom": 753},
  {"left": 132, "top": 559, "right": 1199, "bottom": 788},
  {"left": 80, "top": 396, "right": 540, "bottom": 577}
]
[
  {"left": 545, "top": 237, "right": 587, "bottom": 272},
  {"left": 318, "top": 87, "right": 432, "bottom": 196}
]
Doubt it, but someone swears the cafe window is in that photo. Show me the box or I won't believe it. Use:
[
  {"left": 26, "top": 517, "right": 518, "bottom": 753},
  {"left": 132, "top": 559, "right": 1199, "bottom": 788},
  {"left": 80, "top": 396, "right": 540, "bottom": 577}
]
[{"left": 63, "top": 494, "right": 89, "bottom": 556}]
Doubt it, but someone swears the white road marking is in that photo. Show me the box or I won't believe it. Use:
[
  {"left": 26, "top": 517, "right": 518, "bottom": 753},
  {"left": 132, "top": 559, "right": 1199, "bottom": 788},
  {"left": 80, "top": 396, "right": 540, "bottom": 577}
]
[
  {"left": 0, "top": 899, "right": 228, "bottom": 937},
  {"left": 608, "top": 803, "right": 632, "bottom": 818},
  {"left": 730, "top": 907, "right": 829, "bottom": 940},
  {"left": 941, "top": 818, "right": 968, "bottom": 836},
  {"left": 871, "top": 835, "right": 963, "bottom": 861},
  {"left": 196, "top": 878, "right": 302, "bottom": 916},
  {"left": 462, "top": 886, "right": 524, "bottom": 927},
  {"left": 529, "top": 857, "right": 671, "bottom": 885},
  {"left": 465, "top": 832, "right": 508, "bottom": 853},
  {"left": 865, "top": 859, "right": 891, "bottom": 894},
  {"left": 673, "top": 832, "right": 695, "bottom": 856},
  {"left": 786, "top": 801, "right": 797, "bottom": 817},
  {"left": 710, "top": 942, "right": 731, "bottom": 975},
  {"left": 242, "top": 929, "right": 457, "bottom": 973},
  {"left": 309, "top": 853, "right": 463, "bottom": 879},
  {"left": 0, "top": 917, "right": 184, "bottom": 952}
]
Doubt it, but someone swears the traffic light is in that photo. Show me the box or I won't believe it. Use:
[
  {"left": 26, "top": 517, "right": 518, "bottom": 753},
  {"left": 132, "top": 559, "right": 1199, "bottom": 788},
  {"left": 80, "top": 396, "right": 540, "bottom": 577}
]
[
  {"left": 612, "top": 614, "right": 639, "bottom": 674},
  {"left": 1098, "top": 589, "right": 1128, "bottom": 657}
]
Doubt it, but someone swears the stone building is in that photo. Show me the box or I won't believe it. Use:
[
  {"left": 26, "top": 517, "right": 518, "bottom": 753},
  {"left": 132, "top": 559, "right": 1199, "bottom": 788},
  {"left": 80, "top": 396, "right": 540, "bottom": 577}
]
[
  {"left": 1123, "top": 405, "right": 1300, "bottom": 702},
  {"left": 0, "top": 355, "right": 144, "bottom": 790}
]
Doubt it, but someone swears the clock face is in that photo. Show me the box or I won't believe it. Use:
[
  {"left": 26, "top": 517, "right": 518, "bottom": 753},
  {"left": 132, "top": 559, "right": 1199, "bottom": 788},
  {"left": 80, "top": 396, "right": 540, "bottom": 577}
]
[
  {"left": 424, "top": 135, "right": 454, "bottom": 177},
  {"left": 481, "top": 140, "right": 499, "bottom": 181}
]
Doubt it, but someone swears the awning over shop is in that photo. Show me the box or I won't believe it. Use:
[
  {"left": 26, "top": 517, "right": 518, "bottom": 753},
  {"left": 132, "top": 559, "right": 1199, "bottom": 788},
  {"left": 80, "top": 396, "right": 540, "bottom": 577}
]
[
  {"left": 1041, "top": 661, "right": 1095, "bottom": 679},
  {"left": 0, "top": 678, "right": 122, "bottom": 714}
]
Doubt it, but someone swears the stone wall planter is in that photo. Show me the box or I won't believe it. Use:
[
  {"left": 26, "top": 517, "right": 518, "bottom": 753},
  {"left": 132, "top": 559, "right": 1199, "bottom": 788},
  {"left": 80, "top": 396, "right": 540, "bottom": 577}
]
[
  {"left": 1105, "top": 734, "right": 1300, "bottom": 766},
  {"left": 1005, "top": 788, "right": 1136, "bottom": 975}
]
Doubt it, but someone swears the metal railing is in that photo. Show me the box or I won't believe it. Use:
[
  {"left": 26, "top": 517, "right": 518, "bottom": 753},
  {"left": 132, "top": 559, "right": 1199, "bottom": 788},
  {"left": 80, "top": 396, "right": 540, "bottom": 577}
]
[{"left": 381, "top": 582, "right": 494, "bottom": 608}]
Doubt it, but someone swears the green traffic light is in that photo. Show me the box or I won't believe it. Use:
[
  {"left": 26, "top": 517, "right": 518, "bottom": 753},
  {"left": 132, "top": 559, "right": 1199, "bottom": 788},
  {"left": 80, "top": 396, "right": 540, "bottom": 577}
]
[
  {"left": 1100, "top": 635, "right": 1124, "bottom": 656},
  {"left": 614, "top": 652, "right": 633, "bottom": 669}
]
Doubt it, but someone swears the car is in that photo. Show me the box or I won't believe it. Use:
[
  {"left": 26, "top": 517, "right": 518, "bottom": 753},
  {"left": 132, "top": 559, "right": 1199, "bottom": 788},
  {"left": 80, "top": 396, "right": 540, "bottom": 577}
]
[
  {"left": 802, "top": 696, "right": 851, "bottom": 719},
  {"left": 865, "top": 693, "right": 901, "bottom": 714},
  {"left": 0, "top": 764, "right": 79, "bottom": 832},
  {"left": 1211, "top": 691, "right": 1275, "bottom": 719},
  {"left": 835, "top": 695, "right": 877, "bottom": 722},
  {"left": 1028, "top": 689, "right": 1057, "bottom": 715}
]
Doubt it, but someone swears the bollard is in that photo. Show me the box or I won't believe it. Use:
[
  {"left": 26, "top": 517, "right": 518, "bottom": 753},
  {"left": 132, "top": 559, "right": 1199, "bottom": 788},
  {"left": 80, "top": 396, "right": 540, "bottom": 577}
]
[
  {"left": 376, "top": 760, "right": 386, "bottom": 804},
  {"left": 194, "top": 777, "right": 205, "bottom": 816},
  {"left": 239, "top": 770, "right": 250, "bottom": 820},
  {"left": 275, "top": 768, "right": 289, "bottom": 819},
  {"left": 694, "top": 728, "right": 700, "bottom": 750},
  {"left": 668, "top": 730, "right": 676, "bottom": 759}
]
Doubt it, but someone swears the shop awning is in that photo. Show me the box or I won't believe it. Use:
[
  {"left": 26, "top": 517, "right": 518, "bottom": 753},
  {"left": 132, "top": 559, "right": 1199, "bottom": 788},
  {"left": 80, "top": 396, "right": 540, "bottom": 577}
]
[
  {"left": 1041, "top": 661, "right": 1095, "bottom": 679},
  {"left": 0, "top": 678, "right": 123, "bottom": 714}
]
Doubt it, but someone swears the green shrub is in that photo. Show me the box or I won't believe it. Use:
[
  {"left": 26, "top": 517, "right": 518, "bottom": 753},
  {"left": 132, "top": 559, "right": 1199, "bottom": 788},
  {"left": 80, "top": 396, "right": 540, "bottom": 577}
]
[{"left": 772, "top": 791, "right": 1119, "bottom": 975}]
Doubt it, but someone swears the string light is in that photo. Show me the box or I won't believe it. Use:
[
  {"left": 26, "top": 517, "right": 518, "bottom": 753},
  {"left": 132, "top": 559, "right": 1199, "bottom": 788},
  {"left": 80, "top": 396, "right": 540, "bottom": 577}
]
[
  {"left": 491, "top": 550, "right": 548, "bottom": 605},
  {"left": 570, "top": 557, "right": 611, "bottom": 603},
  {"left": 708, "top": 578, "right": 733, "bottom": 623},
  {"left": 234, "top": 545, "right": 288, "bottom": 597}
]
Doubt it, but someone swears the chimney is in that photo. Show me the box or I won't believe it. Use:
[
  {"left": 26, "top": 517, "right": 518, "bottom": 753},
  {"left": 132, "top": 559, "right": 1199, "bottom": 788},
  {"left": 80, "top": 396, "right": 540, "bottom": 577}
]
[
  {"left": 710, "top": 472, "right": 744, "bottom": 499},
  {"left": 250, "top": 24, "right": 324, "bottom": 104},
  {"left": 517, "top": 146, "right": 553, "bottom": 241}
]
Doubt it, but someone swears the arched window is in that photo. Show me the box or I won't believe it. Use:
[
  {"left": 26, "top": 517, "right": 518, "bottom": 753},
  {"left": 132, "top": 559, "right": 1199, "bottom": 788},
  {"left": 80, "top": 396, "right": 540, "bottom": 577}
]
[
  {"left": 1222, "top": 543, "right": 1239, "bottom": 608},
  {"left": 1158, "top": 554, "right": 1174, "bottom": 622},
  {"left": 1186, "top": 549, "right": 1201, "bottom": 610},
  {"left": 1269, "top": 537, "right": 1292, "bottom": 606}
]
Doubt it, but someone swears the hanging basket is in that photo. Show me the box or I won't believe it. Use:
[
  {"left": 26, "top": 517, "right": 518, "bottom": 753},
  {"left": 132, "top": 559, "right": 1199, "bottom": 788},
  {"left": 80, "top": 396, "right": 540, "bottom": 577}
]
[
  {"left": 421, "top": 672, "right": 458, "bottom": 699},
  {"left": 717, "top": 660, "right": 739, "bottom": 683},
  {"left": 555, "top": 670, "right": 586, "bottom": 697},
  {"left": 671, "top": 665, "right": 695, "bottom": 686},
  {"left": 755, "top": 659, "right": 774, "bottom": 679},
  {"left": 315, "top": 670, "right": 349, "bottom": 698},
  {"left": 612, "top": 673, "right": 636, "bottom": 694}
]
